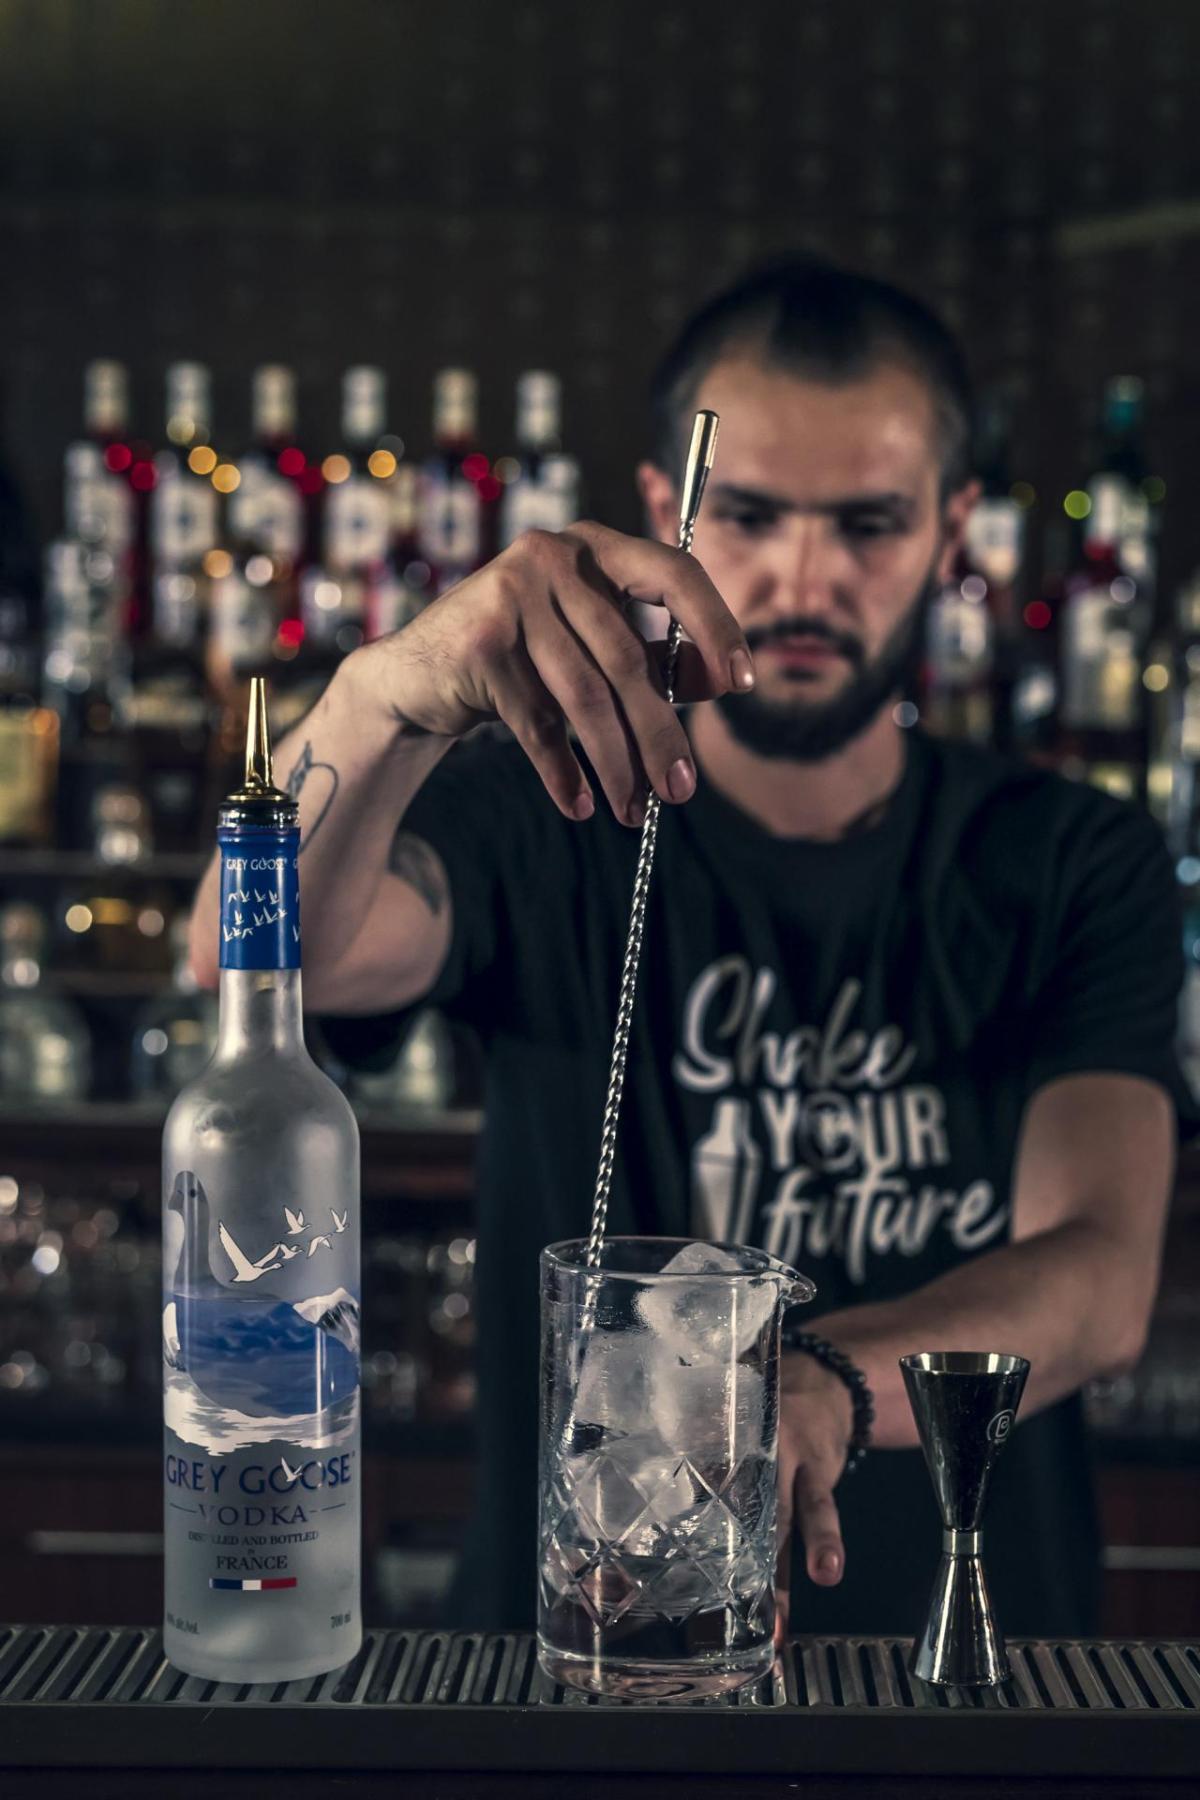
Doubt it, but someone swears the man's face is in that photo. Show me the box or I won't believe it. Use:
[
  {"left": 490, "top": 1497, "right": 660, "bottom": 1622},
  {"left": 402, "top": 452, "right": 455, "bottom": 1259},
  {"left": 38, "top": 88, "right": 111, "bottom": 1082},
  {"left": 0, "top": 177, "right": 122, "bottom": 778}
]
[{"left": 638, "top": 354, "right": 976, "bottom": 760}]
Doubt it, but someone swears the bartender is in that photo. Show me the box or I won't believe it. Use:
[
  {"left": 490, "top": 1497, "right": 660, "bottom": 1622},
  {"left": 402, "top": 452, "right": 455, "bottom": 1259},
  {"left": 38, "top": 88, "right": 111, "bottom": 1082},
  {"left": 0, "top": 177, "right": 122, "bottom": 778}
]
[{"left": 191, "top": 256, "right": 1188, "bottom": 1641}]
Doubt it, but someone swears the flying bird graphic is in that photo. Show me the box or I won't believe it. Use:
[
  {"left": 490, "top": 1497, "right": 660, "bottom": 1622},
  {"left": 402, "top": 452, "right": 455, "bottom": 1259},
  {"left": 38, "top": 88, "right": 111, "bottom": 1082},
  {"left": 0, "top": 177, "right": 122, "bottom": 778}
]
[
  {"left": 278, "top": 1456, "right": 301, "bottom": 1488},
  {"left": 219, "top": 1221, "right": 281, "bottom": 1281},
  {"left": 278, "top": 1243, "right": 301, "bottom": 1260},
  {"left": 284, "top": 1207, "right": 306, "bottom": 1235},
  {"left": 307, "top": 1235, "right": 332, "bottom": 1256},
  {"left": 254, "top": 1241, "right": 285, "bottom": 1268},
  {"left": 330, "top": 1208, "right": 348, "bottom": 1234}
]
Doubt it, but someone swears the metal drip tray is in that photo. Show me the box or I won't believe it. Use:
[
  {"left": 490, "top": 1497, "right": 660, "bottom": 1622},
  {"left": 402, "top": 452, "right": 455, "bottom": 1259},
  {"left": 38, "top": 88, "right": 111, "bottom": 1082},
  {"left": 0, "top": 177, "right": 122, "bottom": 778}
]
[{"left": 2, "top": 1625, "right": 1199, "bottom": 1777}]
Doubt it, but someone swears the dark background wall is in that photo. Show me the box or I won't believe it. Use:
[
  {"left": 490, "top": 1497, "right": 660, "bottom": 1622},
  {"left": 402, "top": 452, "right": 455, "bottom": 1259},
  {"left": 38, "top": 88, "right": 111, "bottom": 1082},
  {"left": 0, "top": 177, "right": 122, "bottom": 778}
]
[{"left": 2, "top": 0, "right": 1200, "bottom": 586}]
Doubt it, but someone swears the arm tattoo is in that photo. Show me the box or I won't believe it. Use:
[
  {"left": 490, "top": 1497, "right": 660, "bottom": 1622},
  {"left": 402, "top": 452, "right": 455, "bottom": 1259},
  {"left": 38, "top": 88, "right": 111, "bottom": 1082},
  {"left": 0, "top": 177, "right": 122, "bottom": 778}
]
[
  {"left": 284, "top": 740, "right": 340, "bottom": 853},
  {"left": 388, "top": 831, "right": 447, "bottom": 916}
]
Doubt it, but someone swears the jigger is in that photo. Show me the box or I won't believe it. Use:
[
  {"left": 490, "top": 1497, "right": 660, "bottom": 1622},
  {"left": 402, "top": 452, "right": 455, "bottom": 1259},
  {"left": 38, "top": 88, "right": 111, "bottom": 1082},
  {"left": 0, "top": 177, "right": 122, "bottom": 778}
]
[{"left": 900, "top": 1350, "right": 1030, "bottom": 1687}]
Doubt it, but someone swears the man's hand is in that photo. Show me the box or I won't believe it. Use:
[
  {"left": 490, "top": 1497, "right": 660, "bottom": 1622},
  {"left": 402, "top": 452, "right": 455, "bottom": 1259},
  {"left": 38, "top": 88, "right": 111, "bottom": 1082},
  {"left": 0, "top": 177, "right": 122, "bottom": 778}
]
[
  {"left": 774, "top": 1351, "right": 853, "bottom": 1645},
  {"left": 349, "top": 519, "right": 755, "bottom": 826}
]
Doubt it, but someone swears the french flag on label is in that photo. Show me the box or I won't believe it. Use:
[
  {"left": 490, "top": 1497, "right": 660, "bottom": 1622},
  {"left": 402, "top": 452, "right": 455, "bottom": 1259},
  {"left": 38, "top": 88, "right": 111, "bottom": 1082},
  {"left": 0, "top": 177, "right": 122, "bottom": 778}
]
[{"left": 209, "top": 1577, "right": 297, "bottom": 1591}]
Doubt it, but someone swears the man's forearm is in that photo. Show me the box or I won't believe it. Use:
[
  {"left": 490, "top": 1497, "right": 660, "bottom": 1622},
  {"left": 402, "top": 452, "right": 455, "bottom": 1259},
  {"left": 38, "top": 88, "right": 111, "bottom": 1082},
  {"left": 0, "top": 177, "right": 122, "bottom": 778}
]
[
  {"left": 189, "top": 657, "right": 452, "bottom": 986},
  {"left": 817, "top": 1219, "right": 1151, "bottom": 1450}
]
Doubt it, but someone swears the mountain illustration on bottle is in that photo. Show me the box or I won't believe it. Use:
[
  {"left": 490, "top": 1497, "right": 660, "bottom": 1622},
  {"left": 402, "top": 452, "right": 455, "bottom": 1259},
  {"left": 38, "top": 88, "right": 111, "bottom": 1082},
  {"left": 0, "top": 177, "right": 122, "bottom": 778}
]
[
  {"left": 163, "top": 1170, "right": 360, "bottom": 1452},
  {"left": 292, "top": 1288, "right": 361, "bottom": 1358}
]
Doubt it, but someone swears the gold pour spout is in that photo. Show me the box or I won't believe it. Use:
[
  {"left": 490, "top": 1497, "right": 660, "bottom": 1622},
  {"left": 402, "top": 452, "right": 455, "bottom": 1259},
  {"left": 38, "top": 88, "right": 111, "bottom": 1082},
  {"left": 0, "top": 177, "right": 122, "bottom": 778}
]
[
  {"left": 243, "top": 675, "right": 274, "bottom": 793},
  {"left": 220, "top": 677, "right": 294, "bottom": 818}
]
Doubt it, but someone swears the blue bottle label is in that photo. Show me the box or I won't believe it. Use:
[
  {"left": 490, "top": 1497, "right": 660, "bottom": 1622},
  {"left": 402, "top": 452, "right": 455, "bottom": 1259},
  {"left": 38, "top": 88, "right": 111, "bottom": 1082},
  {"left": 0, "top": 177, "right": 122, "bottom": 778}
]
[{"left": 217, "top": 828, "right": 301, "bottom": 970}]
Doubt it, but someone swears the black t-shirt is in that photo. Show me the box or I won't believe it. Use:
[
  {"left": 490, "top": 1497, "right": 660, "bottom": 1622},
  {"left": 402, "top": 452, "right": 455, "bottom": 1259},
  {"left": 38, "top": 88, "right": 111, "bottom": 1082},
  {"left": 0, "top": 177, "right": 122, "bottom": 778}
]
[{"left": 324, "top": 725, "right": 1191, "bottom": 1638}]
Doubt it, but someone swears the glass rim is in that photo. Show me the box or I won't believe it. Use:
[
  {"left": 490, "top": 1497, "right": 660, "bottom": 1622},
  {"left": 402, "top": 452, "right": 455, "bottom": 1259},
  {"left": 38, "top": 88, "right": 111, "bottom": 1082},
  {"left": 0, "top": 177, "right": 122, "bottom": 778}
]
[{"left": 542, "top": 1235, "right": 815, "bottom": 1298}]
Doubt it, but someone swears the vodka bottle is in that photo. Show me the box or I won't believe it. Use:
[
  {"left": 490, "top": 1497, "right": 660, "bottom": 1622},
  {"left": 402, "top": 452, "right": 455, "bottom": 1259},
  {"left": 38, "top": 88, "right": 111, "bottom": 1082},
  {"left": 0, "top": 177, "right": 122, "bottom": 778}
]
[
  {"left": 64, "top": 361, "right": 135, "bottom": 559},
  {"left": 162, "top": 679, "right": 361, "bottom": 1682},
  {"left": 139, "top": 363, "right": 216, "bottom": 736},
  {"left": 418, "top": 368, "right": 484, "bottom": 593},
  {"left": 1058, "top": 378, "right": 1157, "bottom": 797},
  {"left": 323, "top": 366, "right": 391, "bottom": 581},
  {"left": 229, "top": 364, "right": 305, "bottom": 569},
  {"left": 152, "top": 362, "right": 220, "bottom": 591},
  {"left": 498, "top": 371, "right": 580, "bottom": 548}
]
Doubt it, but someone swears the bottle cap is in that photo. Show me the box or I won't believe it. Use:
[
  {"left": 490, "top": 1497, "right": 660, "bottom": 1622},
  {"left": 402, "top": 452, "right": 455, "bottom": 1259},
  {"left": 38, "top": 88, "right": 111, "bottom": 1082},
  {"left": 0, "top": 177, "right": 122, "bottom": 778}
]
[
  {"left": 166, "top": 362, "right": 211, "bottom": 444},
  {"left": 515, "top": 371, "right": 560, "bottom": 449},
  {"left": 343, "top": 366, "right": 386, "bottom": 445},
  {"left": 434, "top": 368, "right": 476, "bottom": 441},
  {"left": 84, "top": 360, "right": 129, "bottom": 436},
  {"left": 253, "top": 364, "right": 296, "bottom": 439}
]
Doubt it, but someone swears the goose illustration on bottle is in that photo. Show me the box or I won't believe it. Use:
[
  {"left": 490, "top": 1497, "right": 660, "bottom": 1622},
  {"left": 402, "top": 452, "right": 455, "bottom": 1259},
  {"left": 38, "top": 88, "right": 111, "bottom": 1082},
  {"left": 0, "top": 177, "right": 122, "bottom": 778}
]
[
  {"left": 163, "top": 1170, "right": 358, "bottom": 1426},
  {"left": 220, "top": 1221, "right": 282, "bottom": 1282}
]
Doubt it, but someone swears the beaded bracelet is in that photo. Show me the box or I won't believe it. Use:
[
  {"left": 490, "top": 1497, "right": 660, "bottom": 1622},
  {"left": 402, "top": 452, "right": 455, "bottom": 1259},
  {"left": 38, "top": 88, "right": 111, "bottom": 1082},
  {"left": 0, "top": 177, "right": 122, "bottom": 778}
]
[{"left": 781, "top": 1327, "right": 875, "bottom": 1475}]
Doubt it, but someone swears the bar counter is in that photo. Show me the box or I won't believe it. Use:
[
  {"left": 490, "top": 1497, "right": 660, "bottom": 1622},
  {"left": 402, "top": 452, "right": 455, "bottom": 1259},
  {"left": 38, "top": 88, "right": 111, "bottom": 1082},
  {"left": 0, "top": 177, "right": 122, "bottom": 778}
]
[{"left": 2, "top": 1624, "right": 1198, "bottom": 1796}]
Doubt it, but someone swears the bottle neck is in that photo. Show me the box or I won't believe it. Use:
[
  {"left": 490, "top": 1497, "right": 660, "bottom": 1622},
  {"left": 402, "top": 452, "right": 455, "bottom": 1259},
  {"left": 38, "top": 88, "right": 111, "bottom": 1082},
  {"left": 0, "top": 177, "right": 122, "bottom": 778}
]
[
  {"left": 433, "top": 371, "right": 476, "bottom": 448},
  {"left": 253, "top": 367, "right": 296, "bottom": 446},
  {"left": 216, "top": 822, "right": 303, "bottom": 1052},
  {"left": 215, "top": 967, "right": 305, "bottom": 1060}
]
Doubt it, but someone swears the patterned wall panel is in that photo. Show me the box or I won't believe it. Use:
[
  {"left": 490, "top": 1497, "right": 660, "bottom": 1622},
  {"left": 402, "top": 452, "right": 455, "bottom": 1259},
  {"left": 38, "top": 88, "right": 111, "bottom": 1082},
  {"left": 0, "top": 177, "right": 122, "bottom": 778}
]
[{"left": 0, "top": 0, "right": 1198, "bottom": 588}]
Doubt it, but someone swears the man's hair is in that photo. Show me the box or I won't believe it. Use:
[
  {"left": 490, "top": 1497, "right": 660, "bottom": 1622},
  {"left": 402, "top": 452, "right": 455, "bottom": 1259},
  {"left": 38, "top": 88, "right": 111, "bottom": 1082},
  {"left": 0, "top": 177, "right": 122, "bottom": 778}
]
[{"left": 649, "top": 254, "right": 975, "bottom": 499}]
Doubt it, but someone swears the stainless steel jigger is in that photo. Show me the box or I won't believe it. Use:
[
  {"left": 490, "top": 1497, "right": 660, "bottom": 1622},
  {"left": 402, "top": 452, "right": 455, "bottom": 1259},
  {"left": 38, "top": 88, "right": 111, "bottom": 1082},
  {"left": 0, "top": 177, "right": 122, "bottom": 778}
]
[{"left": 900, "top": 1350, "right": 1030, "bottom": 1687}]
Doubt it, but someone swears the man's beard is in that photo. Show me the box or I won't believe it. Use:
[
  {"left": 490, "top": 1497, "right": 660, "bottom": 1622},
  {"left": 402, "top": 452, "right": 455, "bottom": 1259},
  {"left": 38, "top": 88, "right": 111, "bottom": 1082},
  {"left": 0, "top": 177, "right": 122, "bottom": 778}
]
[{"left": 715, "top": 568, "right": 938, "bottom": 764}]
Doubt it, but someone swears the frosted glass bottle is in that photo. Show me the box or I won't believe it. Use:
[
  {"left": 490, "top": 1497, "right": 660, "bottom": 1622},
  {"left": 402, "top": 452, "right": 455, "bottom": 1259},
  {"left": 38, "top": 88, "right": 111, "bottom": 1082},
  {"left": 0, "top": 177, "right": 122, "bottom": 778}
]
[{"left": 162, "top": 681, "right": 361, "bottom": 1682}]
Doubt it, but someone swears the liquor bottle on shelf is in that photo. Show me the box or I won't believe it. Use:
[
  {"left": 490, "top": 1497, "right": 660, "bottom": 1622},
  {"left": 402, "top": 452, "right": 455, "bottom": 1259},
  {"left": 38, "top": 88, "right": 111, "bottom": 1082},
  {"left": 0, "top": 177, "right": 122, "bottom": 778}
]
[
  {"left": 1010, "top": 519, "right": 1064, "bottom": 766},
  {"left": 131, "top": 915, "right": 218, "bottom": 1102},
  {"left": 301, "top": 366, "right": 390, "bottom": 687},
  {"left": 64, "top": 361, "right": 135, "bottom": 567},
  {"left": 923, "top": 569, "right": 994, "bottom": 745},
  {"left": 0, "top": 561, "right": 39, "bottom": 713},
  {"left": 497, "top": 371, "right": 580, "bottom": 548},
  {"left": 162, "top": 679, "right": 361, "bottom": 1682},
  {"left": 223, "top": 365, "right": 303, "bottom": 666},
  {"left": 418, "top": 368, "right": 485, "bottom": 594},
  {"left": 151, "top": 362, "right": 220, "bottom": 599},
  {"left": 229, "top": 365, "right": 305, "bottom": 572},
  {"left": 1, "top": 530, "right": 58, "bottom": 842},
  {"left": 42, "top": 538, "right": 129, "bottom": 744},
  {"left": 322, "top": 367, "right": 390, "bottom": 590},
  {"left": 1057, "top": 378, "right": 1157, "bottom": 799},
  {"left": 922, "top": 393, "right": 1026, "bottom": 749},
  {"left": 0, "top": 703, "right": 57, "bottom": 846},
  {"left": 91, "top": 779, "right": 154, "bottom": 866},
  {"left": 209, "top": 562, "right": 278, "bottom": 680},
  {"left": 367, "top": 460, "right": 428, "bottom": 639},
  {"left": 139, "top": 362, "right": 218, "bottom": 734},
  {"left": 0, "top": 901, "right": 92, "bottom": 1104}
]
